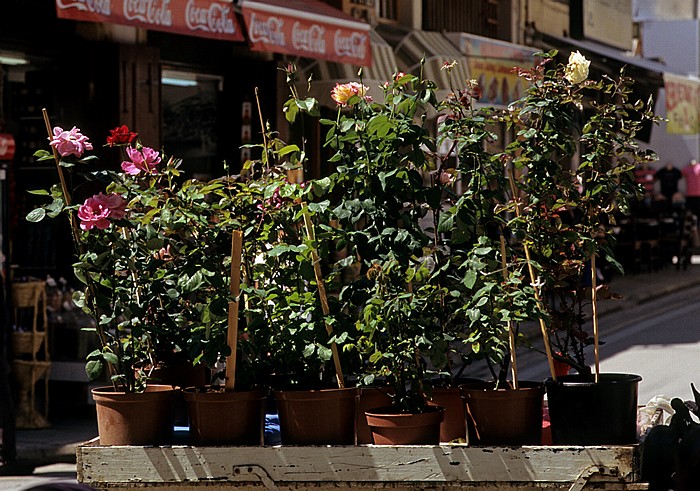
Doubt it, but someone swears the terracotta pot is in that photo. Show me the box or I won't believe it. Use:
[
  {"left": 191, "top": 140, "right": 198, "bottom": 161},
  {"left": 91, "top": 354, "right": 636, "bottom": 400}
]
[
  {"left": 149, "top": 362, "right": 208, "bottom": 425},
  {"left": 365, "top": 405, "right": 445, "bottom": 445},
  {"left": 545, "top": 373, "right": 642, "bottom": 445},
  {"left": 459, "top": 381, "right": 545, "bottom": 446},
  {"left": 92, "top": 384, "right": 179, "bottom": 445},
  {"left": 430, "top": 387, "right": 466, "bottom": 443},
  {"left": 183, "top": 386, "right": 267, "bottom": 445},
  {"left": 274, "top": 387, "right": 358, "bottom": 445},
  {"left": 356, "top": 387, "right": 393, "bottom": 444}
]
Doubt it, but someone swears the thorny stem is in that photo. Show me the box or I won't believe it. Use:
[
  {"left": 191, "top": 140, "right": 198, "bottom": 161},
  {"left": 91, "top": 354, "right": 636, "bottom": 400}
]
[{"left": 41, "top": 108, "right": 118, "bottom": 389}]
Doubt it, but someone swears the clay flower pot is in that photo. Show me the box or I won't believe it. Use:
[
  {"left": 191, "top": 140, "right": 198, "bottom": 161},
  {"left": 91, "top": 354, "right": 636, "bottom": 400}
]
[
  {"left": 364, "top": 406, "right": 445, "bottom": 445},
  {"left": 274, "top": 387, "right": 358, "bottom": 445},
  {"left": 459, "top": 381, "right": 545, "bottom": 446},
  {"left": 183, "top": 386, "right": 267, "bottom": 445},
  {"left": 92, "top": 384, "right": 180, "bottom": 445}
]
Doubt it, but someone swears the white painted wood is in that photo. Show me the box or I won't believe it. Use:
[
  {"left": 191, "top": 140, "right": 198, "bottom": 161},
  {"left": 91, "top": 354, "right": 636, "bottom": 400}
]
[{"left": 77, "top": 441, "right": 640, "bottom": 489}]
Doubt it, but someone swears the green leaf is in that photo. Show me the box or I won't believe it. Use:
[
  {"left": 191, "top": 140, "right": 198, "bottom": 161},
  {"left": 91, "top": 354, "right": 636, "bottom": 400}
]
[
  {"left": 102, "top": 352, "right": 119, "bottom": 365},
  {"left": 26, "top": 208, "right": 46, "bottom": 223},
  {"left": 85, "top": 360, "right": 104, "bottom": 381}
]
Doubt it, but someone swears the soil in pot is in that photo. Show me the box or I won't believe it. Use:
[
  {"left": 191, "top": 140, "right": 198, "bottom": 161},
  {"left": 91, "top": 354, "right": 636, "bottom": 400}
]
[
  {"left": 274, "top": 387, "right": 358, "bottom": 445},
  {"left": 365, "top": 405, "right": 445, "bottom": 445},
  {"left": 92, "top": 384, "right": 179, "bottom": 446},
  {"left": 183, "top": 386, "right": 268, "bottom": 445},
  {"left": 545, "top": 373, "right": 642, "bottom": 445},
  {"left": 459, "top": 380, "right": 545, "bottom": 446}
]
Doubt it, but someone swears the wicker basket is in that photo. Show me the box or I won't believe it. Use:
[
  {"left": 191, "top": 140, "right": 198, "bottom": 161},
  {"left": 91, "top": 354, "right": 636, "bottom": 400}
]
[
  {"left": 11, "top": 331, "right": 46, "bottom": 355},
  {"left": 12, "top": 281, "right": 45, "bottom": 308}
]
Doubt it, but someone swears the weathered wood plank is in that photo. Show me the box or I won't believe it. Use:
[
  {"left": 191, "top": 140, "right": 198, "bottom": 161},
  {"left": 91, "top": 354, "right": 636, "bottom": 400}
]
[{"left": 77, "top": 441, "right": 640, "bottom": 489}]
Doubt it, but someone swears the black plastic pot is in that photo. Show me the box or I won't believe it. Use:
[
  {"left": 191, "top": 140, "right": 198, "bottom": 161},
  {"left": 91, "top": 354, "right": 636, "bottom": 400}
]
[{"left": 545, "top": 373, "right": 642, "bottom": 445}]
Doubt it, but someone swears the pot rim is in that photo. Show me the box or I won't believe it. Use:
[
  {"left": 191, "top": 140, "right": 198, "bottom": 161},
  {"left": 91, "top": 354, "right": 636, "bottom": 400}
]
[
  {"left": 545, "top": 373, "right": 643, "bottom": 387},
  {"left": 458, "top": 380, "right": 545, "bottom": 392},
  {"left": 91, "top": 384, "right": 180, "bottom": 395},
  {"left": 365, "top": 405, "right": 445, "bottom": 417}
]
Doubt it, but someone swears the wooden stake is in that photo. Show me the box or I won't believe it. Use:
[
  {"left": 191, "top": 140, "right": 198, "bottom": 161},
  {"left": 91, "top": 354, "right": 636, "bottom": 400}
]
[
  {"left": 225, "top": 230, "right": 243, "bottom": 391},
  {"left": 591, "top": 254, "right": 600, "bottom": 383},
  {"left": 302, "top": 210, "right": 345, "bottom": 389},
  {"left": 499, "top": 234, "right": 518, "bottom": 389},
  {"left": 507, "top": 169, "right": 557, "bottom": 382}
]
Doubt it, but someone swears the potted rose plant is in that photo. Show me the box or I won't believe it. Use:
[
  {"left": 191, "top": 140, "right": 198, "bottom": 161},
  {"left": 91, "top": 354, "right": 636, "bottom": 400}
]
[
  {"left": 427, "top": 72, "right": 547, "bottom": 446},
  {"left": 499, "top": 50, "right": 660, "bottom": 444},
  {"left": 28, "top": 118, "right": 245, "bottom": 445},
  {"left": 235, "top": 78, "right": 359, "bottom": 445},
  {"left": 296, "top": 70, "right": 460, "bottom": 445}
]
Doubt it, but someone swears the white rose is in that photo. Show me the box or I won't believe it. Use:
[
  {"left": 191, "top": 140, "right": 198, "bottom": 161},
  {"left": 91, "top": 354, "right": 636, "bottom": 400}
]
[{"left": 564, "top": 51, "right": 590, "bottom": 84}]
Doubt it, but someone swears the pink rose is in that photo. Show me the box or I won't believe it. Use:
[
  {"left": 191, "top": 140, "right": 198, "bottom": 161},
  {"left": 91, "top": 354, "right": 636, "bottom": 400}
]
[
  {"left": 49, "top": 126, "right": 93, "bottom": 158},
  {"left": 77, "top": 193, "right": 127, "bottom": 230},
  {"left": 121, "top": 146, "right": 161, "bottom": 175}
]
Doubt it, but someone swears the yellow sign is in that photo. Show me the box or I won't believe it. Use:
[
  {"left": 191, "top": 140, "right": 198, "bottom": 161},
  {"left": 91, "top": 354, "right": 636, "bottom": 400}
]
[
  {"left": 455, "top": 33, "right": 535, "bottom": 107},
  {"left": 664, "top": 73, "right": 700, "bottom": 135}
]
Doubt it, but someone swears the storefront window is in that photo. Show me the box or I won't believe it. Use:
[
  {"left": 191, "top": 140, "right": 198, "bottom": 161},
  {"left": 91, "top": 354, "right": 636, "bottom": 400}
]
[{"left": 161, "top": 69, "right": 223, "bottom": 179}]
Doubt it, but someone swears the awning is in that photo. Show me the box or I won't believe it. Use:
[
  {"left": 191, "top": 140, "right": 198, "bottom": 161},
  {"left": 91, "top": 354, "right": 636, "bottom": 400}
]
[
  {"left": 240, "top": 0, "right": 371, "bottom": 66},
  {"left": 301, "top": 30, "right": 397, "bottom": 107},
  {"left": 445, "top": 32, "right": 536, "bottom": 107},
  {"left": 540, "top": 34, "right": 666, "bottom": 81},
  {"left": 380, "top": 27, "right": 471, "bottom": 100},
  {"left": 55, "top": 0, "right": 245, "bottom": 42}
]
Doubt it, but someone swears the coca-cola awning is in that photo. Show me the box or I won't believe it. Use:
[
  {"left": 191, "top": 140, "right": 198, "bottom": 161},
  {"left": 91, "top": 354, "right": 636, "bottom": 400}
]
[
  {"left": 55, "top": 0, "right": 245, "bottom": 42},
  {"left": 240, "top": 0, "right": 371, "bottom": 66}
]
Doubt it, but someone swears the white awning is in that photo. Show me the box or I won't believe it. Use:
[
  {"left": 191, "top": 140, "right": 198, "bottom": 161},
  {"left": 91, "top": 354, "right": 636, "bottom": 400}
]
[{"left": 392, "top": 29, "right": 471, "bottom": 99}]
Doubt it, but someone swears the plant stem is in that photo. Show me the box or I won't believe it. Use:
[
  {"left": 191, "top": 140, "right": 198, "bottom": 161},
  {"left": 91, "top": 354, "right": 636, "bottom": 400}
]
[
  {"left": 506, "top": 166, "right": 557, "bottom": 381},
  {"left": 41, "top": 108, "right": 117, "bottom": 389},
  {"left": 302, "top": 210, "right": 345, "bottom": 388}
]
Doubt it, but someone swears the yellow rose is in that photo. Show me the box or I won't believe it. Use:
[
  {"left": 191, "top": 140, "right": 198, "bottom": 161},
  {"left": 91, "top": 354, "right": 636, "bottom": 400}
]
[
  {"left": 564, "top": 51, "right": 590, "bottom": 84},
  {"left": 331, "top": 82, "right": 368, "bottom": 106}
]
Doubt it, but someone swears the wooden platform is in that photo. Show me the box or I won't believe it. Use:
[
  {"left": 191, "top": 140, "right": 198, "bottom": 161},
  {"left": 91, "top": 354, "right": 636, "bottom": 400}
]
[{"left": 76, "top": 440, "right": 648, "bottom": 490}]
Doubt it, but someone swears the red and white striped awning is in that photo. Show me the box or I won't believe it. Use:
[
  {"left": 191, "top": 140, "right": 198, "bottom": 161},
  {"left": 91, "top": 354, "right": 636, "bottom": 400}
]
[
  {"left": 55, "top": 0, "right": 245, "bottom": 42},
  {"left": 240, "top": 0, "right": 371, "bottom": 66},
  {"left": 302, "top": 30, "right": 397, "bottom": 107}
]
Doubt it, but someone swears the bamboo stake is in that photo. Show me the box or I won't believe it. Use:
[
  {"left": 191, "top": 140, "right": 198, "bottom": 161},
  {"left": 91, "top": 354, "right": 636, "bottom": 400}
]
[
  {"left": 507, "top": 169, "right": 558, "bottom": 381},
  {"left": 225, "top": 230, "right": 244, "bottom": 391},
  {"left": 42, "top": 109, "right": 117, "bottom": 385},
  {"left": 499, "top": 234, "right": 519, "bottom": 389},
  {"left": 302, "top": 210, "right": 345, "bottom": 389},
  {"left": 591, "top": 254, "right": 600, "bottom": 383}
]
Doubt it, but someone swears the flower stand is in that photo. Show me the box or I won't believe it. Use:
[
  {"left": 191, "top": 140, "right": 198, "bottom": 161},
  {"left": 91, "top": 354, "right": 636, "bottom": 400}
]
[{"left": 76, "top": 441, "right": 648, "bottom": 490}]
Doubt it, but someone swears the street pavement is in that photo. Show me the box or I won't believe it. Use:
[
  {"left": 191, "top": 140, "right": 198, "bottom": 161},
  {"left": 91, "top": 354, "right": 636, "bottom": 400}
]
[{"left": 1, "top": 260, "right": 700, "bottom": 486}]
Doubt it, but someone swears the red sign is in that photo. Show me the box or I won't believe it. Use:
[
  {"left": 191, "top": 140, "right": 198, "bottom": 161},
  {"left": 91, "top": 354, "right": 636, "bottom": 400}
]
[
  {"left": 241, "top": 0, "right": 371, "bottom": 66},
  {"left": 0, "top": 134, "right": 15, "bottom": 160},
  {"left": 55, "top": 0, "right": 245, "bottom": 42}
]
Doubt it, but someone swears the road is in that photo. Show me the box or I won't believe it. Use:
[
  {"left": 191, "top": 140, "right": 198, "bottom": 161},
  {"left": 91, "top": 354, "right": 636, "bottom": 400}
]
[{"left": 511, "top": 283, "right": 700, "bottom": 406}]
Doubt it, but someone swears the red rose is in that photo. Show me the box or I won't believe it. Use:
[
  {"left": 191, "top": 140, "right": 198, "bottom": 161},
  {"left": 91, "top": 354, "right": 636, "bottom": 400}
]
[{"left": 106, "top": 125, "right": 137, "bottom": 146}]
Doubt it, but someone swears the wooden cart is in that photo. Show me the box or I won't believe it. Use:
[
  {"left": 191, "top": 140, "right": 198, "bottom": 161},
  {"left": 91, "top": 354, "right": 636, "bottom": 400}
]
[{"left": 77, "top": 442, "right": 648, "bottom": 490}]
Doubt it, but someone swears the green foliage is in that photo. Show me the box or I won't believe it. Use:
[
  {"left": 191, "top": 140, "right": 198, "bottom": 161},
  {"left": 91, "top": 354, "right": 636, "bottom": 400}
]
[
  {"left": 498, "top": 52, "right": 662, "bottom": 374},
  {"left": 29, "top": 138, "right": 241, "bottom": 392}
]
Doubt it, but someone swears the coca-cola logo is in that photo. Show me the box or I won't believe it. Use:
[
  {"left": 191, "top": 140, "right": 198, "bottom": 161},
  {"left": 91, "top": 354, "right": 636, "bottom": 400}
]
[
  {"left": 124, "top": 0, "right": 173, "bottom": 26},
  {"left": 334, "top": 31, "right": 367, "bottom": 61},
  {"left": 292, "top": 22, "right": 325, "bottom": 55},
  {"left": 56, "top": 0, "right": 112, "bottom": 15},
  {"left": 185, "top": 0, "right": 236, "bottom": 34},
  {"left": 248, "top": 13, "right": 285, "bottom": 46}
]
